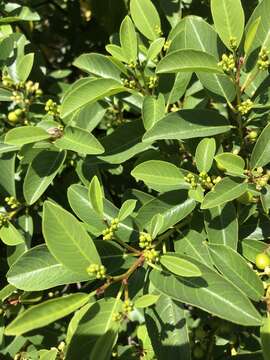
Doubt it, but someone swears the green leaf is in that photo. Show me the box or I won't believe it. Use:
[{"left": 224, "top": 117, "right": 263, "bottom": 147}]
[
  {"left": 0, "top": 87, "right": 12, "bottom": 101},
  {"left": 260, "top": 317, "right": 270, "bottom": 360},
  {"left": 60, "top": 78, "right": 125, "bottom": 118},
  {"left": 88, "top": 176, "right": 104, "bottom": 217},
  {"left": 5, "top": 126, "right": 50, "bottom": 146},
  {"left": 43, "top": 201, "right": 101, "bottom": 275},
  {"left": 215, "top": 153, "right": 245, "bottom": 175},
  {"left": 195, "top": 138, "right": 216, "bottom": 173},
  {"left": 160, "top": 254, "right": 202, "bottom": 277},
  {"left": 135, "top": 294, "right": 160, "bottom": 308},
  {"left": 0, "top": 222, "right": 24, "bottom": 246},
  {"left": 208, "top": 244, "right": 264, "bottom": 302},
  {"left": 66, "top": 298, "right": 122, "bottom": 360},
  {"left": 211, "top": 0, "right": 245, "bottom": 50},
  {"left": 39, "top": 349, "right": 58, "bottom": 360},
  {"left": 250, "top": 123, "right": 270, "bottom": 169},
  {"left": 131, "top": 160, "right": 187, "bottom": 192},
  {"left": 205, "top": 203, "right": 238, "bottom": 249},
  {"left": 118, "top": 199, "right": 137, "bottom": 221},
  {"left": 201, "top": 178, "right": 248, "bottom": 209},
  {"left": 147, "top": 37, "right": 165, "bottom": 61},
  {"left": 16, "top": 53, "right": 34, "bottom": 82},
  {"left": 23, "top": 149, "right": 66, "bottom": 205},
  {"left": 130, "top": 0, "right": 161, "bottom": 41},
  {"left": 7, "top": 245, "right": 91, "bottom": 291},
  {"left": 105, "top": 44, "right": 127, "bottom": 63},
  {"left": 145, "top": 294, "right": 191, "bottom": 360},
  {"left": 244, "top": 17, "right": 261, "bottom": 54},
  {"left": 136, "top": 190, "right": 196, "bottom": 234},
  {"left": 0, "top": 143, "right": 19, "bottom": 154},
  {"left": 66, "top": 303, "right": 93, "bottom": 345},
  {"left": 156, "top": 49, "right": 223, "bottom": 74},
  {"left": 150, "top": 255, "right": 263, "bottom": 326},
  {"left": 55, "top": 126, "right": 104, "bottom": 155},
  {"left": 98, "top": 119, "right": 150, "bottom": 164},
  {"left": 0, "top": 152, "right": 16, "bottom": 196},
  {"left": 240, "top": 239, "right": 268, "bottom": 264},
  {"left": 142, "top": 94, "right": 165, "bottom": 130},
  {"left": 0, "top": 6, "right": 40, "bottom": 23},
  {"left": 5, "top": 293, "right": 90, "bottom": 336},
  {"left": 120, "top": 16, "right": 138, "bottom": 63},
  {"left": 174, "top": 229, "right": 212, "bottom": 267},
  {"left": 143, "top": 109, "right": 231, "bottom": 142},
  {"left": 73, "top": 53, "right": 122, "bottom": 80},
  {"left": 149, "top": 213, "right": 164, "bottom": 239}
]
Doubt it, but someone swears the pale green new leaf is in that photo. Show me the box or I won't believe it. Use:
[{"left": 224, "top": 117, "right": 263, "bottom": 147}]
[
  {"left": 149, "top": 213, "right": 164, "bottom": 239},
  {"left": 43, "top": 201, "right": 101, "bottom": 275},
  {"left": 150, "top": 256, "right": 263, "bottom": 326},
  {"left": 120, "top": 16, "right": 138, "bottom": 63},
  {"left": 5, "top": 126, "right": 50, "bottom": 146},
  {"left": 5, "top": 293, "right": 90, "bottom": 336},
  {"left": 156, "top": 49, "right": 223, "bottom": 74},
  {"left": 135, "top": 294, "right": 160, "bottom": 309},
  {"left": 244, "top": 17, "right": 261, "bottom": 54},
  {"left": 208, "top": 244, "right": 264, "bottom": 302},
  {"left": 118, "top": 199, "right": 137, "bottom": 221},
  {"left": 23, "top": 149, "right": 66, "bottom": 205},
  {"left": 130, "top": 0, "right": 161, "bottom": 41},
  {"left": 147, "top": 37, "right": 165, "bottom": 61},
  {"left": 201, "top": 178, "right": 248, "bottom": 209},
  {"left": 250, "top": 123, "right": 270, "bottom": 169},
  {"left": 0, "top": 221, "right": 24, "bottom": 246},
  {"left": 142, "top": 94, "right": 165, "bottom": 130},
  {"left": 88, "top": 176, "right": 104, "bottom": 217},
  {"left": 215, "top": 153, "right": 245, "bottom": 175},
  {"left": 16, "top": 53, "right": 34, "bottom": 82},
  {"left": 195, "top": 138, "right": 216, "bottom": 173},
  {"left": 160, "top": 254, "right": 202, "bottom": 277},
  {"left": 55, "top": 126, "right": 104, "bottom": 155},
  {"left": 211, "top": 0, "right": 245, "bottom": 50}
]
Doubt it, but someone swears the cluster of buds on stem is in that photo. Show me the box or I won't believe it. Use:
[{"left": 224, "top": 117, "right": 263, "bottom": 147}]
[
  {"left": 147, "top": 76, "right": 158, "bottom": 89},
  {"left": 2, "top": 74, "right": 13, "bottom": 87},
  {"left": 25, "top": 80, "right": 43, "bottom": 97},
  {"left": 163, "top": 40, "right": 171, "bottom": 51},
  {"left": 185, "top": 172, "right": 221, "bottom": 190},
  {"left": 102, "top": 218, "right": 119, "bottom": 240},
  {"left": 154, "top": 25, "right": 163, "bottom": 36},
  {"left": 257, "top": 47, "right": 270, "bottom": 70},
  {"left": 122, "top": 78, "right": 137, "bottom": 89},
  {"left": 5, "top": 196, "right": 20, "bottom": 209},
  {"left": 0, "top": 213, "right": 8, "bottom": 227},
  {"left": 86, "top": 264, "right": 106, "bottom": 279},
  {"left": 218, "top": 54, "right": 236, "bottom": 73},
  {"left": 123, "top": 299, "right": 134, "bottom": 314},
  {"left": 198, "top": 171, "right": 214, "bottom": 190},
  {"left": 112, "top": 311, "right": 123, "bottom": 322},
  {"left": 237, "top": 99, "right": 253, "bottom": 115},
  {"left": 229, "top": 36, "right": 238, "bottom": 51},
  {"left": 139, "top": 232, "right": 152, "bottom": 249},
  {"left": 143, "top": 248, "right": 159, "bottom": 264},
  {"left": 246, "top": 167, "right": 270, "bottom": 190},
  {"left": 45, "top": 99, "right": 60, "bottom": 116}
]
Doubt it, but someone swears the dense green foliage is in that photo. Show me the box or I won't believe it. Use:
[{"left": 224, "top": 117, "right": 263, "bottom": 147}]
[{"left": 0, "top": 0, "right": 270, "bottom": 359}]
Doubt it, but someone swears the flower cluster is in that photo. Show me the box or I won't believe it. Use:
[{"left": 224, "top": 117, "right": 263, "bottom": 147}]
[
  {"left": 257, "top": 47, "right": 270, "bottom": 70},
  {"left": 123, "top": 299, "right": 134, "bottom": 314},
  {"left": 237, "top": 99, "right": 253, "bottom": 115},
  {"left": 86, "top": 264, "right": 106, "bottom": 279},
  {"left": 198, "top": 171, "right": 214, "bottom": 190},
  {"left": 102, "top": 218, "right": 119, "bottom": 240},
  {"left": 5, "top": 196, "right": 20, "bottom": 209},
  {"left": 0, "top": 213, "right": 8, "bottom": 227},
  {"left": 143, "top": 248, "right": 159, "bottom": 263},
  {"left": 147, "top": 76, "right": 158, "bottom": 89},
  {"left": 122, "top": 78, "right": 137, "bottom": 89},
  {"left": 45, "top": 99, "right": 60, "bottom": 116},
  {"left": 218, "top": 54, "right": 236, "bottom": 73},
  {"left": 139, "top": 232, "right": 152, "bottom": 249}
]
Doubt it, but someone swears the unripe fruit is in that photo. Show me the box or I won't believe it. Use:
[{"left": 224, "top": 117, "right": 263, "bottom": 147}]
[
  {"left": 255, "top": 253, "right": 270, "bottom": 270},
  {"left": 14, "top": 109, "right": 23, "bottom": 117},
  {"left": 249, "top": 130, "right": 258, "bottom": 140},
  {"left": 7, "top": 112, "right": 18, "bottom": 123},
  {"left": 193, "top": 345, "right": 204, "bottom": 359}
]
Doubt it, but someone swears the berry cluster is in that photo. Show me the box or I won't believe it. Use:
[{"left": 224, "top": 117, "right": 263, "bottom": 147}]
[
  {"left": 45, "top": 99, "right": 60, "bottom": 116},
  {"left": 237, "top": 99, "right": 253, "bottom": 115},
  {"left": 218, "top": 54, "right": 236, "bottom": 73},
  {"left": 102, "top": 218, "right": 119, "bottom": 240},
  {"left": 257, "top": 47, "right": 270, "bottom": 70},
  {"left": 143, "top": 248, "right": 159, "bottom": 264},
  {"left": 86, "top": 264, "right": 106, "bottom": 279},
  {"left": 139, "top": 232, "right": 152, "bottom": 249},
  {"left": 5, "top": 196, "right": 20, "bottom": 209}
]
